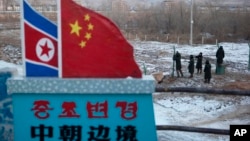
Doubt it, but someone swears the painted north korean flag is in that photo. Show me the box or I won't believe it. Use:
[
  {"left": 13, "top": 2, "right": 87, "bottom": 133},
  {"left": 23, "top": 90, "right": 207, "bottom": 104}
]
[{"left": 22, "top": 0, "right": 58, "bottom": 77}]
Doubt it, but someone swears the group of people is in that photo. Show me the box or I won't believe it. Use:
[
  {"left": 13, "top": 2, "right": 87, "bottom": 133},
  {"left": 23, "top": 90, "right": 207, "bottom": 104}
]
[{"left": 173, "top": 46, "right": 225, "bottom": 83}]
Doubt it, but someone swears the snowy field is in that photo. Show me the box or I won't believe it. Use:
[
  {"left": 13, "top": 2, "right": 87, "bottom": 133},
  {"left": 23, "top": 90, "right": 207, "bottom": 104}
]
[
  {"left": 1, "top": 40, "right": 250, "bottom": 141},
  {"left": 131, "top": 41, "right": 250, "bottom": 141}
]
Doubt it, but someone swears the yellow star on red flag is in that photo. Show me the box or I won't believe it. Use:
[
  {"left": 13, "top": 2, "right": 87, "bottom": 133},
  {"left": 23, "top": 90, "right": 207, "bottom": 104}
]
[
  {"left": 88, "top": 23, "right": 94, "bottom": 30},
  {"left": 79, "top": 40, "right": 86, "bottom": 48},
  {"left": 69, "top": 20, "right": 82, "bottom": 36},
  {"left": 85, "top": 32, "right": 92, "bottom": 40},
  {"left": 84, "top": 14, "right": 90, "bottom": 21}
]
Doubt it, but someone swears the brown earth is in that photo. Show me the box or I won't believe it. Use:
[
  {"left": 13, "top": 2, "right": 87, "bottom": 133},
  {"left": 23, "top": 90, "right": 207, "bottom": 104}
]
[
  {"left": 223, "top": 81, "right": 250, "bottom": 90},
  {"left": 0, "top": 29, "right": 21, "bottom": 47}
]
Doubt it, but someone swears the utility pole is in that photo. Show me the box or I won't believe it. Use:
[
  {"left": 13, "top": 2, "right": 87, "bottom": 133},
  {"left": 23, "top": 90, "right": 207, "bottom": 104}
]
[
  {"left": 248, "top": 43, "right": 250, "bottom": 71},
  {"left": 190, "top": 0, "right": 193, "bottom": 46}
]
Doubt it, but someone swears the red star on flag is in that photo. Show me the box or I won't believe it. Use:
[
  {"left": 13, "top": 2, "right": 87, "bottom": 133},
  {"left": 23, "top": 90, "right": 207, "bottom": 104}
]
[{"left": 40, "top": 41, "right": 52, "bottom": 57}]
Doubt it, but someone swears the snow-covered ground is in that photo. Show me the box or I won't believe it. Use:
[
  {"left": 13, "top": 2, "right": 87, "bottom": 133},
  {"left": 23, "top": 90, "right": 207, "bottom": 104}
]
[
  {"left": 132, "top": 41, "right": 250, "bottom": 75},
  {"left": 134, "top": 41, "right": 250, "bottom": 141},
  {"left": 1, "top": 40, "right": 250, "bottom": 141}
]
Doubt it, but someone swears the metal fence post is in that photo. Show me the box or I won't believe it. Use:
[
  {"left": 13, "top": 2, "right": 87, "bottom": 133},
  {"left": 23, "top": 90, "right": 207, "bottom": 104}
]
[{"left": 172, "top": 46, "right": 176, "bottom": 77}]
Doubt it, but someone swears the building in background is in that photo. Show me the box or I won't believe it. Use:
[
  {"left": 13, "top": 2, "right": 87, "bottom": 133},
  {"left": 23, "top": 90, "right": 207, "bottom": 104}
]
[
  {"left": 0, "top": 0, "right": 3, "bottom": 11},
  {"left": 73, "top": 0, "right": 82, "bottom": 5},
  {"left": 111, "top": 0, "right": 128, "bottom": 12},
  {"left": 1, "top": 0, "right": 250, "bottom": 12},
  {"left": 0, "top": 0, "right": 19, "bottom": 11}
]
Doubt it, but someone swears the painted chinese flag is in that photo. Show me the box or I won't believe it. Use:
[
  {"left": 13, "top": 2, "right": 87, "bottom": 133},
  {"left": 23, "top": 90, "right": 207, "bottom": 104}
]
[{"left": 59, "top": 0, "right": 142, "bottom": 78}]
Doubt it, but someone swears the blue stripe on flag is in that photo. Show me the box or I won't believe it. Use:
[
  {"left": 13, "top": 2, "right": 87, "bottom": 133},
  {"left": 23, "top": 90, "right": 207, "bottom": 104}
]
[
  {"left": 23, "top": 0, "right": 57, "bottom": 39},
  {"left": 26, "top": 62, "right": 58, "bottom": 77}
]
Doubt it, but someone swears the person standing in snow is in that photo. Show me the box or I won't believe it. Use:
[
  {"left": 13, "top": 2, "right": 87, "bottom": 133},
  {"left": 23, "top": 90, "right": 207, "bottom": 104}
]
[
  {"left": 204, "top": 60, "right": 212, "bottom": 83},
  {"left": 188, "top": 55, "right": 194, "bottom": 78},
  {"left": 216, "top": 46, "right": 225, "bottom": 65},
  {"left": 195, "top": 52, "right": 203, "bottom": 74},
  {"left": 173, "top": 51, "right": 183, "bottom": 77}
]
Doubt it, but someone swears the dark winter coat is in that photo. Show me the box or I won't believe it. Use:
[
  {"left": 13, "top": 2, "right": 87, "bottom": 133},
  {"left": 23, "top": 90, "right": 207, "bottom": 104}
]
[
  {"left": 195, "top": 53, "right": 203, "bottom": 69},
  {"left": 174, "top": 52, "right": 182, "bottom": 70},
  {"left": 216, "top": 46, "right": 225, "bottom": 64},
  {"left": 204, "top": 60, "right": 211, "bottom": 79},
  {"left": 188, "top": 56, "right": 194, "bottom": 74}
]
